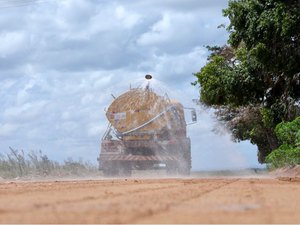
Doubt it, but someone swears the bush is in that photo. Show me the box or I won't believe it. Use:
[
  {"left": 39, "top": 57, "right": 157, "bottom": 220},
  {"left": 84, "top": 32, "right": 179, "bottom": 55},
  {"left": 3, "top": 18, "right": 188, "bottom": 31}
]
[
  {"left": 266, "top": 145, "right": 300, "bottom": 168},
  {"left": 266, "top": 117, "right": 300, "bottom": 168}
]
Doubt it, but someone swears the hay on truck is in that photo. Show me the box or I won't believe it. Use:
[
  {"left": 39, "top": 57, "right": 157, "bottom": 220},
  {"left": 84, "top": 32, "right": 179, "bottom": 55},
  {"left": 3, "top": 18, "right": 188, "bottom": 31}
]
[{"left": 98, "top": 75, "right": 197, "bottom": 176}]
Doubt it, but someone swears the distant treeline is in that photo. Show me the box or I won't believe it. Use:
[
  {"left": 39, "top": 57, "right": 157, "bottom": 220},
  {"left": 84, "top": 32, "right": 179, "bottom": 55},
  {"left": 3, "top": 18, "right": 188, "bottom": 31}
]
[{"left": 0, "top": 147, "right": 98, "bottom": 179}]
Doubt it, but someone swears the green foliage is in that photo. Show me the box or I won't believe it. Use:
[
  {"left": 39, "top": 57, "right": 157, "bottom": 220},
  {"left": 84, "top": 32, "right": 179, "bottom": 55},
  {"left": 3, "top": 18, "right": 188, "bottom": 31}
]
[
  {"left": 0, "top": 148, "right": 98, "bottom": 179},
  {"left": 223, "top": 0, "right": 300, "bottom": 110},
  {"left": 275, "top": 116, "right": 300, "bottom": 145},
  {"left": 266, "top": 145, "right": 300, "bottom": 168},
  {"left": 195, "top": 54, "right": 232, "bottom": 105},
  {"left": 260, "top": 108, "right": 275, "bottom": 128},
  {"left": 194, "top": 45, "right": 264, "bottom": 107},
  {"left": 193, "top": 0, "right": 300, "bottom": 163},
  {"left": 266, "top": 117, "right": 300, "bottom": 168}
]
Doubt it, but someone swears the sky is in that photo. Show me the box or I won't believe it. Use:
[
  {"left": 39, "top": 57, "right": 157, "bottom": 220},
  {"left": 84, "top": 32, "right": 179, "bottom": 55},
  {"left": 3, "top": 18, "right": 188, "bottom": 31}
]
[{"left": 0, "top": 0, "right": 264, "bottom": 170}]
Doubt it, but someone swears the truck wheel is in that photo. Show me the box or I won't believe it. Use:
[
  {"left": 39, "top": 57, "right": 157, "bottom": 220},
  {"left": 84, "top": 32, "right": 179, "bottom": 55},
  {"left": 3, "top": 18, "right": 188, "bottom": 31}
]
[
  {"left": 119, "top": 162, "right": 132, "bottom": 177},
  {"left": 166, "top": 161, "right": 178, "bottom": 176},
  {"left": 179, "top": 141, "right": 191, "bottom": 176},
  {"left": 102, "top": 161, "right": 119, "bottom": 177},
  {"left": 178, "top": 163, "right": 190, "bottom": 176},
  {"left": 166, "top": 161, "right": 190, "bottom": 176}
]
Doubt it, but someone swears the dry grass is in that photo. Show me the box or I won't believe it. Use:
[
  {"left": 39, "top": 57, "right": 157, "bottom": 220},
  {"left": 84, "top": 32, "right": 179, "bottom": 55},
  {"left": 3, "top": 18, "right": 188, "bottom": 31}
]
[{"left": 0, "top": 147, "right": 99, "bottom": 179}]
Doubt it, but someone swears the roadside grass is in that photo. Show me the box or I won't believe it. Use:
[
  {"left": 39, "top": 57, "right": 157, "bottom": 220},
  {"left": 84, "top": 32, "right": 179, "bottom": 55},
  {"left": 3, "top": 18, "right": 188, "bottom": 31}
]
[{"left": 0, "top": 147, "right": 99, "bottom": 179}]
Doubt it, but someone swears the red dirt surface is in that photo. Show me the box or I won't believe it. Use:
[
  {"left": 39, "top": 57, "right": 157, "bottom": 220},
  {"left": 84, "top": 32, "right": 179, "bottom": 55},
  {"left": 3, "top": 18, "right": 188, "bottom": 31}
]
[
  {"left": 272, "top": 165, "right": 300, "bottom": 181},
  {"left": 0, "top": 177, "right": 299, "bottom": 224}
]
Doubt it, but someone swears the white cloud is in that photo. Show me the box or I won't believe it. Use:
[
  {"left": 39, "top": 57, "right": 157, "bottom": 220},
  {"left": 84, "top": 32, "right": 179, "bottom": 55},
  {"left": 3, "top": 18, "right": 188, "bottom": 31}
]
[
  {"left": 0, "top": 123, "right": 19, "bottom": 137},
  {"left": 87, "top": 123, "right": 106, "bottom": 138},
  {"left": 115, "top": 5, "right": 141, "bottom": 29},
  {"left": 0, "top": 32, "right": 27, "bottom": 58},
  {"left": 137, "top": 13, "right": 172, "bottom": 46},
  {"left": 3, "top": 101, "right": 47, "bottom": 121}
]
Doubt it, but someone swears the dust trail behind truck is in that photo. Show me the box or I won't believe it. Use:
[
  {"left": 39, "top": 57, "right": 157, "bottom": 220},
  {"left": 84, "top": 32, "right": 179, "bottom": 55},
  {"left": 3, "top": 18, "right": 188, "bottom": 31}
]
[{"left": 98, "top": 75, "right": 197, "bottom": 176}]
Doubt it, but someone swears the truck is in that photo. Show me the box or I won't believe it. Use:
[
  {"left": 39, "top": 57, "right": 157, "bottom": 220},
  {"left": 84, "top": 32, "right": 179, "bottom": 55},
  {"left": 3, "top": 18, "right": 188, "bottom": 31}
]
[{"left": 98, "top": 75, "right": 197, "bottom": 176}]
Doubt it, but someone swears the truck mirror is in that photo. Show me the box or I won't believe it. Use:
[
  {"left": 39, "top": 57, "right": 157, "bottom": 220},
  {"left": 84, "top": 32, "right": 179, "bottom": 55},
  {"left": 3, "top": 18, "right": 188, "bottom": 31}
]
[{"left": 191, "top": 109, "right": 197, "bottom": 122}]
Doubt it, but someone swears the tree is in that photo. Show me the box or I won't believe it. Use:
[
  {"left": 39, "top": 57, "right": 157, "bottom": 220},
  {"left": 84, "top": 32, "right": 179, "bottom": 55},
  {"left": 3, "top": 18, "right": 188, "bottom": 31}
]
[
  {"left": 193, "top": 0, "right": 300, "bottom": 163},
  {"left": 224, "top": 0, "right": 300, "bottom": 115}
]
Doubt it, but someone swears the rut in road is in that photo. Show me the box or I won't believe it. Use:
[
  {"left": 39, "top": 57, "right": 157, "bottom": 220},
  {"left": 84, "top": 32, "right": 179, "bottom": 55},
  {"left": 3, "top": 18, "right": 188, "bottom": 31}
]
[
  {"left": 0, "top": 178, "right": 237, "bottom": 224},
  {"left": 1, "top": 178, "right": 299, "bottom": 224},
  {"left": 127, "top": 178, "right": 239, "bottom": 223},
  {"left": 47, "top": 178, "right": 238, "bottom": 224},
  {"left": 136, "top": 178, "right": 299, "bottom": 224}
]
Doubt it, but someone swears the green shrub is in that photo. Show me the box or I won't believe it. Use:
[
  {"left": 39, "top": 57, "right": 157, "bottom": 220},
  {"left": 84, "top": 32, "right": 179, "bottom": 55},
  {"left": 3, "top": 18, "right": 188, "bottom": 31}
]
[
  {"left": 266, "top": 117, "right": 300, "bottom": 168},
  {"left": 266, "top": 145, "right": 300, "bottom": 168}
]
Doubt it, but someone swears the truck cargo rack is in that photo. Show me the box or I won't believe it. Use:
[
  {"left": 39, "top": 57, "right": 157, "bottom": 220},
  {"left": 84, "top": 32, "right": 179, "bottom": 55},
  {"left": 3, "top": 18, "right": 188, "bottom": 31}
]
[{"left": 119, "top": 105, "right": 176, "bottom": 136}]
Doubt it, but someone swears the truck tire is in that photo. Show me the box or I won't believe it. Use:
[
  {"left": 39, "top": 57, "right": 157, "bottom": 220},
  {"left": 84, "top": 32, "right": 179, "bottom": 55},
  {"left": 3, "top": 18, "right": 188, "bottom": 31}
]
[
  {"left": 178, "top": 139, "right": 191, "bottom": 176},
  {"left": 178, "top": 161, "right": 190, "bottom": 176},
  {"left": 119, "top": 162, "right": 132, "bottom": 177},
  {"left": 102, "top": 161, "right": 132, "bottom": 177},
  {"left": 102, "top": 161, "right": 119, "bottom": 177},
  {"left": 166, "top": 161, "right": 190, "bottom": 176},
  {"left": 166, "top": 161, "right": 179, "bottom": 176}
]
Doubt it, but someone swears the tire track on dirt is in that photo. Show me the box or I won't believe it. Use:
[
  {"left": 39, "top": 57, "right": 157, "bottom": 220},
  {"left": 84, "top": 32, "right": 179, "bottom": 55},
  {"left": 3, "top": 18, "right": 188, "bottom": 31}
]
[
  {"left": 0, "top": 179, "right": 196, "bottom": 219},
  {"left": 50, "top": 179, "right": 239, "bottom": 223},
  {"left": 242, "top": 179, "right": 273, "bottom": 224},
  {"left": 0, "top": 178, "right": 184, "bottom": 195},
  {"left": 1, "top": 178, "right": 300, "bottom": 224},
  {"left": 31, "top": 181, "right": 186, "bottom": 208},
  {"left": 0, "top": 178, "right": 237, "bottom": 223},
  {"left": 128, "top": 178, "right": 240, "bottom": 223},
  {"left": 135, "top": 178, "right": 281, "bottom": 224}
]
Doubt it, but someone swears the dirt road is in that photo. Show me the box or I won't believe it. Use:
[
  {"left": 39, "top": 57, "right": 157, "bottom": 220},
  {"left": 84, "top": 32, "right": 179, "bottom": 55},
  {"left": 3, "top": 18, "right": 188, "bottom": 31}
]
[{"left": 0, "top": 176, "right": 299, "bottom": 224}]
